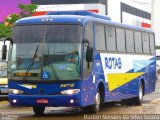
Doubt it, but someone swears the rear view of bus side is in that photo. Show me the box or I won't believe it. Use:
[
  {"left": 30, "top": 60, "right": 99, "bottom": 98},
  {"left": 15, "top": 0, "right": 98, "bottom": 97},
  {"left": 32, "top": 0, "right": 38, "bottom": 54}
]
[{"left": 1, "top": 11, "right": 155, "bottom": 115}]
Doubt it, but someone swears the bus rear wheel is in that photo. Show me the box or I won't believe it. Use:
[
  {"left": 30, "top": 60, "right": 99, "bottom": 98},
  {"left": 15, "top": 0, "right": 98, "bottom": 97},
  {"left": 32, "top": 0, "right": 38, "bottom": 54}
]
[
  {"left": 121, "top": 82, "right": 144, "bottom": 106},
  {"left": 33, "top": 106, "right": 45, "bottom": 116},
  {"left": 133, "top": 82, "right": 144, "bottom": 105}
]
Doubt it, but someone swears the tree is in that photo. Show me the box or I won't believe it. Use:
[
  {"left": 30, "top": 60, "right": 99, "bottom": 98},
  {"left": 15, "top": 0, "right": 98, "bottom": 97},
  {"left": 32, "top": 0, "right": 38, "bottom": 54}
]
[
  {"left": 18, "top": 3, "right": 38, "bottom": 17},
  {"left": 1, "top": 3, "right": 38, "bottom": 38},
  {"left": 0, "top": 24, "right": 12, "bottom": 38},
  {"left": 5, "top": 3, "right": 38, "bottom": 26},
  {"left": 5, "top": 14, "right": 21, "bottom": 26}
]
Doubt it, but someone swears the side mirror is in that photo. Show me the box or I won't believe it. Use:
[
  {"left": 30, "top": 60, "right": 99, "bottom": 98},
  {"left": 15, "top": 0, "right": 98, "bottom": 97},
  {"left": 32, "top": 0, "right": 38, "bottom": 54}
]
[
  {"left": 2, "top": 44, "right": 7, "bottom": 60},
  {"left": 86, "top": 46, "right": 93, "bottom": 62}
]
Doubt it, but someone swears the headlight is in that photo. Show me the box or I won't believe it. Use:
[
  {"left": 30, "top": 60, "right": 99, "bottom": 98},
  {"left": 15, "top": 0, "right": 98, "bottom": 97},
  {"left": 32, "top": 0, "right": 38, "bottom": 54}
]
[
  {"left": 61, "top": 89, "right": 80, "bottom": 95},
  {"left": 9, "top": 89, "right": 24, "bottom": 95}
]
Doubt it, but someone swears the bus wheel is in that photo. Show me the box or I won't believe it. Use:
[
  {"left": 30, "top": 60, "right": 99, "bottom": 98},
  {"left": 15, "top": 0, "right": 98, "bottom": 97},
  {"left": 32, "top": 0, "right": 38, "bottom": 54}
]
[
  {"left": 83, "top": 90, "right": 101, "bottom": 113},
  {"left": 133, "top": 82, "right": 144, "bottom": 105},
  {"left": 93, "top": 90, "right": 101, "bottom": 113},
  {"left": 33, "top": 106, "right": 45, "bottom": 116}
]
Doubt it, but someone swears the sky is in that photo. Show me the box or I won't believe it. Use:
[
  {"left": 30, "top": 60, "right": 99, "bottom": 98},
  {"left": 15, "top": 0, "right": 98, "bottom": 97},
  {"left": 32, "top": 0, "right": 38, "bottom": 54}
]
[{"left": 0, "top": 0, "right": 30, "bottom": 22}]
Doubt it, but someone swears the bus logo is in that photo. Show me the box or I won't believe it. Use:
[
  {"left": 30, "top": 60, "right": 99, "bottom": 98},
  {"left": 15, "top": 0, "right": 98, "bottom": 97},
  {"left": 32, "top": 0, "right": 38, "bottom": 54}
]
[
  {"left": 105, "top": 57, "right": 122, "bottom": 69},
  {"left": 60, "top": 84, "right": 75, "bottom": 88}
]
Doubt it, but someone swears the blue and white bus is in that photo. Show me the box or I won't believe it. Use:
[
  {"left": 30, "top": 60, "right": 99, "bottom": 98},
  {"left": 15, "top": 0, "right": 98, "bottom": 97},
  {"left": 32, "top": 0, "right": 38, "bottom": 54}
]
[{"left": 1, "top": 11, "right": 156, "bottom": 115}]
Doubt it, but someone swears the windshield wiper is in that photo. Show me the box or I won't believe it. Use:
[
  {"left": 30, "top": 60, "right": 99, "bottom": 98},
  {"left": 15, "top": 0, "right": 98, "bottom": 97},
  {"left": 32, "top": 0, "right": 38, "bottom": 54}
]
[
  {"left": 23, "top": 45, "right": 39, "bottom": 81},
  {"left": 49, "top": 64, "right": 59, "bottom": 80}
]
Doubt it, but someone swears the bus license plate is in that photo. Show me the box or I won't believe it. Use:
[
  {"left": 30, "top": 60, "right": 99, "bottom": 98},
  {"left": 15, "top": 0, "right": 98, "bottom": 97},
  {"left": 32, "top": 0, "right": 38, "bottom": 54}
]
[{"left": 36, "top": 99, "right": 48, "bottom": 104}]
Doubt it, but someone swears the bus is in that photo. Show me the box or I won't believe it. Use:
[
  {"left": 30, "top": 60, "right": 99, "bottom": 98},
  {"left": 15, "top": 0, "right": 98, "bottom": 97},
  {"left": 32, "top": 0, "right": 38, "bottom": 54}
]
[
  {"left": 0, "top": 64, "right": 8, "bottom": 96},
  {"left": 1, "top": 11, "right": 156, "bottom": 115}
]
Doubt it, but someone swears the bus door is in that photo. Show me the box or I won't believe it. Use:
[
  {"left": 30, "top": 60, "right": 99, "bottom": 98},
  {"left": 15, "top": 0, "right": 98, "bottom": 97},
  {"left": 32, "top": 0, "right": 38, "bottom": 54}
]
[{"left": 81, "top": 22, "right": 95, "bottom": 106}]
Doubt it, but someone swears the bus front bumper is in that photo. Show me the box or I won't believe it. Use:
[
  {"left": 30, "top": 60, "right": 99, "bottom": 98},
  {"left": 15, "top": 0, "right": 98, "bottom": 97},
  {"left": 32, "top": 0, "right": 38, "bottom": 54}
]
[{"left": 8, "top": 94, "right": 82, "bottom": 107}]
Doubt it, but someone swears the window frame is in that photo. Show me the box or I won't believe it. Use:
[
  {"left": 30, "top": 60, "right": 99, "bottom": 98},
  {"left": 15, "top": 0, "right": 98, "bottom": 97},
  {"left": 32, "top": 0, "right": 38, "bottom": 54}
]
[
  {"left": 142, "top": 32, "right": 150, "bottom": 54},
  {"left": 115, "top": 27, "right": 126, "bottom": 53},
  {"left": 95, "top": 23, "right": 106, "bottom": 51},
  {"left": 134, "top": 31, "right": 143, "bottom": 54},
  {"left": 105, "top": 25, "right": 117, "bottom": 52},
  {"left": 125, "top": 29, "right": 135, "bottom": 53}
]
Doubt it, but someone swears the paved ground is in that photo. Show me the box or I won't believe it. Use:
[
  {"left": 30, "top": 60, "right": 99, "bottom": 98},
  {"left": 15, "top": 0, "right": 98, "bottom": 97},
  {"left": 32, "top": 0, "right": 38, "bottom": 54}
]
[{"left": 1, "top": 79, "right": 160, "bottom": 120}]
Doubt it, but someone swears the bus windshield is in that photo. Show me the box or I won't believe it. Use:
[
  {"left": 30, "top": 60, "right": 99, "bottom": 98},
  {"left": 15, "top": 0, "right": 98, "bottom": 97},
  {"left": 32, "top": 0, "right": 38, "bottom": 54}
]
[{"left": 10, "top": 24, "right": 82, "bottom": 81}]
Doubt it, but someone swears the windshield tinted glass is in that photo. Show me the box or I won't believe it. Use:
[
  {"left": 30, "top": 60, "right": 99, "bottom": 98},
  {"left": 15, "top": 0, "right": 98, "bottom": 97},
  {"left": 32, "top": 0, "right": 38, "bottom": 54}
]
[
  {"left": 12, "top": 25, "right": 81, "bottom": 43},
  {"left": 12, "top": 25, "right": 44, "bottom": 43},
  {"left": 10, "top": 43, "right": 43, "bottom": 80},
  {"left": 45, "top": 25, "right": 81, "bottom": 43},
  {"left": 10, "top": 24, "right": 82, "bottom": 81},
  {"left": 43, "top": 43, "right": 81, "bottom": 80}
]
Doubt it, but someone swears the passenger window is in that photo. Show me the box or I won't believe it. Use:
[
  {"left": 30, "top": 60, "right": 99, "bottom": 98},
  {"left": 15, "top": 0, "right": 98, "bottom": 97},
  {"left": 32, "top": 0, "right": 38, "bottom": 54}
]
[
  {"left": 149, "top": 34, "right": 155, "bottom": 55},
  {"left": 142, "top": 33, "right": 150, "bottom": 54},
  {"left": 126, "top": 30, "right": 134, "bottom": 53},
  {"left": 106, "top": 26, "right": 116, "bottom": 52},
  {"left": 116, "top": 28, "right": 126, "bottom": 52},
  {"left": 95, "top": 24, "right": 106, "bottom": 50},
  {"left": 135, "top": 31, "right": 142, "bottom": 53}
]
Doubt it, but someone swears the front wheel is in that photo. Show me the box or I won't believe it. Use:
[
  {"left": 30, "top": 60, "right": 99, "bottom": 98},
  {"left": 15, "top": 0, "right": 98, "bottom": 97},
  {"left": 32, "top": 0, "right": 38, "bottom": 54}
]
[
  {"left": 83, "top": 90, "right": 101, "bottom": 113},
  {"left": 33, "top": 106, "right": 45, "bottom": 116}
]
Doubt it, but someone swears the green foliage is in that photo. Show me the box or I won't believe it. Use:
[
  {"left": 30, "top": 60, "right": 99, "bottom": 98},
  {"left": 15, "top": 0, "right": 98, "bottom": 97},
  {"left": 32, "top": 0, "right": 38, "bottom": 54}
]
[
  {"left": 5, "top": 14, "right": 21, "bottom": 26},
  {"left": 0, "top": 24, "right": 12, "bottom": 38},
  {"left": 1, "top": 3, "right": 38, "bottom": 38},
  {"left": 4, "top": 4, "right": 38, "bottom": 26},
  {"left": 18, "top": 3, "right": 38, "bottom": 17}
]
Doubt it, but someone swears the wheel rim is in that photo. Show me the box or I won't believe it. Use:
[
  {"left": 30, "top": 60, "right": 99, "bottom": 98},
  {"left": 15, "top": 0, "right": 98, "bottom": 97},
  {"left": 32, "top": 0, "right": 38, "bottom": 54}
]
[
  {"left": 95, "top": 92, "right": 100, "bottom": 110},
  {"left": 139, "top": 84, "right": 143, "bottom": 100}
]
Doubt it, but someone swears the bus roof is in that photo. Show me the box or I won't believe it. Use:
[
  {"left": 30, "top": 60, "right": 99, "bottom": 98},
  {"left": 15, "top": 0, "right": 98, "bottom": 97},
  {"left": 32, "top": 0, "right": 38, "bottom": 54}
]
[
  {"left": 14, "top": 11, "right": 153, "bottom": 33},
  {"left": 46, "top": 11, "right": 111, "bottom": 20}
]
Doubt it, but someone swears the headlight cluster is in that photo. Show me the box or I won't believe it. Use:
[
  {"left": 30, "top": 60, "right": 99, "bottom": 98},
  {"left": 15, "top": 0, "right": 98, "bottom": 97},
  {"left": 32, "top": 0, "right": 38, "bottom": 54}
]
[
  {"left": 9, "top": 89, "right": 24, "bottom": 95},
  {"left": 61, "top": 89, "right": 80, "bottom": 95}
]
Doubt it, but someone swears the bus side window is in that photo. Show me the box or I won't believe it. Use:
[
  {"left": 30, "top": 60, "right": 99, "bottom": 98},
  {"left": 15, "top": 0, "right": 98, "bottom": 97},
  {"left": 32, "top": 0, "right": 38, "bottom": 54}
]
[
  {"left": 95, "top": 24, "right": 106, "bottom": 51},
  {"left": 116, "top": 28, "right": 126, "bottom": 52},
  {"left": 83, "top": 22, "right": 94, "bottom": 79},
  {"left": 142, "top": 32, "right": 150, "bottom": 54},
  {"left": 135, "top": 31, "right": 143, "bottom": 54},
  {"left": 106, "top": 26, "right": 116, "bottom": 52},
  {"left": 149, "top": 34, "right": 155, "bottom": 55},
  {"left": 126, "top": 30, "right": 134, "bottom": 53}
]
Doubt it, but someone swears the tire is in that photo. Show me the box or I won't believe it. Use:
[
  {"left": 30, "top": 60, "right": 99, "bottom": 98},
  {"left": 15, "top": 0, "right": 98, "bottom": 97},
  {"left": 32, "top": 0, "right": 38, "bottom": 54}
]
[
  {"left": 83, "top": 90, "right": 101, "bottom": 113},
  {"left": 121, "top": 82, "right": 144, "bottom": 106},
  {"left": 133, "top": 82, "right": 144, "bottom": 105},
  {"left": 33, "top": 106, "right": 45, "bottom": 116}
]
